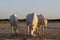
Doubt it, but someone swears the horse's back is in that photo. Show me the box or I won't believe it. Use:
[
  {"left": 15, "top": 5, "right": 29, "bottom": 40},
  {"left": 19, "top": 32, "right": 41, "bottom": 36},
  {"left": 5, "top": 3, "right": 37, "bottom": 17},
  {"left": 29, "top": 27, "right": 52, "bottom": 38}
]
[
  {"left": 10, "top": 14, "right": 18, "bottom": 26},
  {"left": 26, "top": 14, "right": 33, "bottom": 24}
]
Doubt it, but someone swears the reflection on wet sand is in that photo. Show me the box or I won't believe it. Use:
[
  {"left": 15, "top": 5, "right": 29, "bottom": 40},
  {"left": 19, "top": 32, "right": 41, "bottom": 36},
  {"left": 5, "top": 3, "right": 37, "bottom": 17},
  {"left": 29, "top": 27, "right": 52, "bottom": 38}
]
[{"left": 0, "top": 21, "right": 60, "bottom": 40}]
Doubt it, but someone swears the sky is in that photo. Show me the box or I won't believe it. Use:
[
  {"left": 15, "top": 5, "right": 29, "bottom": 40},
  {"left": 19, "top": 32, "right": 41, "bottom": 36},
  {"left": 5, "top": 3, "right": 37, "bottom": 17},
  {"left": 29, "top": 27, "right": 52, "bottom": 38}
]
[{"left": 0, "top": 0, "right": 60, "bottom": 19}]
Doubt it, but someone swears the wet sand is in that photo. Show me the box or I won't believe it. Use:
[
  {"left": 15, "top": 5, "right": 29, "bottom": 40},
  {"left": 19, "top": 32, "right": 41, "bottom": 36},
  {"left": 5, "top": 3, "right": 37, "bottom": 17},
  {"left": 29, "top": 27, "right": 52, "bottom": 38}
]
[{"left": 0, "top": 21, "right": 60, "bottom": 40}]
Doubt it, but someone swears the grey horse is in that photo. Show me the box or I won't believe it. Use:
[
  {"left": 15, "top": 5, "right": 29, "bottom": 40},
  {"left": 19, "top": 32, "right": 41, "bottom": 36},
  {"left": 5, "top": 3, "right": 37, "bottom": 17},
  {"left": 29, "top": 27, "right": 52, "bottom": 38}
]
[
  {"left": 10, "top": 14, "right": 18, "bottom": 34},
  {"left": 26, "top": 12, "right": 38, "bottom": 36}
]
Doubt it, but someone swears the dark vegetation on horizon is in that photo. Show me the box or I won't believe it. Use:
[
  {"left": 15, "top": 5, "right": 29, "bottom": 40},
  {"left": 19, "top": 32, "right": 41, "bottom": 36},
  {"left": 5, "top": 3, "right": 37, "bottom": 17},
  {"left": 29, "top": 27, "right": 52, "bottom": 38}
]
[{"left": 0, "top": 19, "right": 60, "bottom": 22}]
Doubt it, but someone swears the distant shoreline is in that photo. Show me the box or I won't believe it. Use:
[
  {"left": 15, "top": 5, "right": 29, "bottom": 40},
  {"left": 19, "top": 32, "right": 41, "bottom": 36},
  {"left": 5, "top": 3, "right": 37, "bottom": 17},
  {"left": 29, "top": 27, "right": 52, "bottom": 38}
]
[{"left": 0, "top": 19, "right": 60, "bottom": 21}]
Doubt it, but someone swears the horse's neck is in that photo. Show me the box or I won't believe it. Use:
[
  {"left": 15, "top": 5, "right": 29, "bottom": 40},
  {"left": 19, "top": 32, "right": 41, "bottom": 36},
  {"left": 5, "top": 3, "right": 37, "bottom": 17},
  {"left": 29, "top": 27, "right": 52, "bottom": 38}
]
[{"left": 32, "top": 13, "right": 38, "bottom": 25}]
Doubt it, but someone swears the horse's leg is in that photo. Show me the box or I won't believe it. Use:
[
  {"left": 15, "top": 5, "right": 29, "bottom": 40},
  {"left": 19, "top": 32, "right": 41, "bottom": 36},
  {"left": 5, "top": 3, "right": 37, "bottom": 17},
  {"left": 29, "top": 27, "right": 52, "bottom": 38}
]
[
  {"left": 28, "top": 24, "right": 29, "bottom": 35},
  {"left": 39, "top": 24, "right": 42, "bottom": 35},
  {"left": 12, "top": 26, "right": 14, "bottom": 34},
  {"left": 28, "top": 24, "right": 31, "bottom": 35},
  {"left": 36, "top": 24, "right": 39, "bottom": 33},
  {"left": 14, "top": 25, "right": 18, "bottom": 34},
  {"left": 14, "top": 27, "right": 16, "bottom": 34},
  {"left": 15, "top": 26, "right": 18, "bottom": 34},
  {"left": 36, "top": 26, "right": 38, "bottom": 33},
  {"left": 16, "top": 27, "right": 18, "bottom": 34},
  {"left": 16, "top": 25, "right": 18, "bottom": 34},
  {"left": 31, "top": 26, "right": 37, "bottom": 36},
  {"left": 31, "top": 28, "right": 35, "bottom": 36},
  {"left": 42, "top": 24, "right": 44, "bottom": 35}
]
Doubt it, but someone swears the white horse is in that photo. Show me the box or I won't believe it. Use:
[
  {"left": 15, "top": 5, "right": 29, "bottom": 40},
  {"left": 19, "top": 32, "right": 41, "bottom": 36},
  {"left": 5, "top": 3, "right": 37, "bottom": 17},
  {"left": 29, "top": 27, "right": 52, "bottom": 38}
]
[
  {"left": 10, "top": 14, "right": 18, "bottom": 34},
  {"left": 26, "top": 13, "right": 48, "bottom": 36},
  {"left": 37, "top": 14, "right": 48, "bottom": 35},
  {"left": 26, "top": 12, "right": 38, "bottom": 36}
]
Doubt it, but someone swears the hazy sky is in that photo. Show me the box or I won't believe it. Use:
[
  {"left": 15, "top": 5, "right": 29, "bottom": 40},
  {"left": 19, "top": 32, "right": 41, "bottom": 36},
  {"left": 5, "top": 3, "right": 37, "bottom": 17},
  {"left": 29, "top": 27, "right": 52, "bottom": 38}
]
[{"left": 0, "top": 0, "right": 60, "bottom": 19}]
